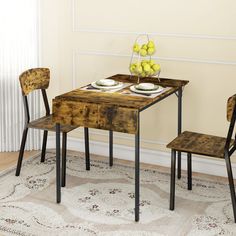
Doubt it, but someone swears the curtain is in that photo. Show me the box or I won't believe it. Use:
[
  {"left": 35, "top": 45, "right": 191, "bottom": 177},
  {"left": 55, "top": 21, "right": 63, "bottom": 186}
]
[{"left": 0, "top": 0, "right": 40, "bottom": 152}]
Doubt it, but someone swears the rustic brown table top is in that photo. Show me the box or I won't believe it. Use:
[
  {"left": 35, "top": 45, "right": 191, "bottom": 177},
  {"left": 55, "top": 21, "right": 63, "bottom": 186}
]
[
  {"left": 54, "top": 74, "right": 189, "bottom": 111},
  {"left": 52, "top": 74, "right": 188, "bottom": 134}
]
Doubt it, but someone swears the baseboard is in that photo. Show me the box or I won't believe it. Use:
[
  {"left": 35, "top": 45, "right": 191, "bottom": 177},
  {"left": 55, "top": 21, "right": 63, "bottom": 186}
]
[{"left": 47, "top": 135, "right": 236, "bottom": 178}]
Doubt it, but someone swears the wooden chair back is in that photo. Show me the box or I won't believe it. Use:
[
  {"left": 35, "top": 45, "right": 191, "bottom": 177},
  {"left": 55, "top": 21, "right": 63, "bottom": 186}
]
[
  {"left": 225, "top": 94, "right": 236, "bottom": 153},
  {"left": 19, "top": 68, "right": 50, "bottom": 96},
  {"left": 227, "top": 95, "right": 236, "bottom": 122},
  {"left": 19, "top": 68, "right": 50, "bottom": 124}
]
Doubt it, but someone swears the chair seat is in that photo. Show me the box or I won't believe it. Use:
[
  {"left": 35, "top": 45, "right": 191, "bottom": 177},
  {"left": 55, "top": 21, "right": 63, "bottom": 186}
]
[
  {"left": 167, "top": 131, "right": 234, "bottom": 158},
  {"left": 28, "top": 115, "right": 77, "bottom": 133}
]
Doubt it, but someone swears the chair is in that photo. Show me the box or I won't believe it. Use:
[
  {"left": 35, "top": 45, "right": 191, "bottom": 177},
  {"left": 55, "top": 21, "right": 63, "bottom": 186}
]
[
  {"left": 15, "top": 68, "right": 90, "bottom": 187},
  {"left": 167, "top": 94, "right": 236, "bottom": 222}
]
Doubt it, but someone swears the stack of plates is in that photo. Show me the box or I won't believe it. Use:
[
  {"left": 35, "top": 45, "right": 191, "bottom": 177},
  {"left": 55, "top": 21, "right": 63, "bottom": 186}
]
[
  {"left": 91, "top": 79, "right": 123, "bottom": 90},
  {"left": 130, "top": 83, "right": 164, "bottom": 94}
]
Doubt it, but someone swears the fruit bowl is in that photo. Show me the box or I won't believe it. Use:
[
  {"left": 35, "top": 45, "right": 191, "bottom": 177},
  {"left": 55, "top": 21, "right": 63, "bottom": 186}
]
[{"left": 129, "top": 34, "right": 161, "bottom": 84}]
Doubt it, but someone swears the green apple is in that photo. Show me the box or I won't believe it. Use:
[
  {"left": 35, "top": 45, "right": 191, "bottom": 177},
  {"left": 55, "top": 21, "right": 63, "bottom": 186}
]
[
  {"left": 141, "top": 61, "right": 148, "bottom": 67},
  {"left": 140, "top": 49, "right": 147, "bottom": 57},
  {"left": 136, "top": 65, "right": 143, "bottom": 74},
  {"left": 129, "top": 64, "right": 136, "bottom": 73},
  {"left": 152, "top": 64, "right": 161, "bottom": 72},
  {"left": 133, "top": 43, "right": 140, "bottom": 53},
  {"left": 141, "top": 63, "right": 147, "bottom": 68},
  {"left": 149, "top": 68, "right": 155, "bottom": 76},
  {"left": 149, "top": 59, "right": 155, "bottom": 66},
  {"left": 141, "top": 72, "right": 146, "bottom": 77},
  {"left": 147, "top": 40, "right": 155, "bottom": 48},
  {"left": 141, "top": 59, "right": 148, "bottom": 65},
  {"left": 147, "top": 47, "right": 155, "bottom": 55},
  {"left": 143, "top": 64, "right": 151, "bottom": 72},
  {"left": 141, "top": 44, "right": 148, "bottom": 50}
]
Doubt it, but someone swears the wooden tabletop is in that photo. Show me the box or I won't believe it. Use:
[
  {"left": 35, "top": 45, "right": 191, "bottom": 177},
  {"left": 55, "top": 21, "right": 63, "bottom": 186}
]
[
  {"left": 54, "top": 74, "right": 188, "bottom": 111},
  {"left": 52, "top": 74, "right": 188, "bottom": 134}
]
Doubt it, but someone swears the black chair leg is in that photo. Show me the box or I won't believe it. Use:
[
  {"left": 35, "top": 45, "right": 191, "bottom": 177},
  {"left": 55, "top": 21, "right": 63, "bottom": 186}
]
[
  {"left": 61, "top": 132, "right": 67, "bottom": 187},
  {"left": 187, "top": 153, "right": 192, "bottom": 190},
  {"left": 225, "top": 155, "right": 236, "bottom": 223},
  {"left": 41, "top": 130, "right": 48, "bottom": 162},
  {"left": 16, "top": 128, "right": 28, "bottom": 176},
  {"left": 56, "top": 123, "right": 61, "bottom": 203},
  {"left": 170, "top": 149, "right": 176, "bottom": 210},
  {"left": 84, "top": 127, "right": 90, "bottom": 170}
]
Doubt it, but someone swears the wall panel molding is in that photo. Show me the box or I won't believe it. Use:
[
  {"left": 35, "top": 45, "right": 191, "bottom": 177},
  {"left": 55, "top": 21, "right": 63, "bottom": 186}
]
[
  {"left": 71, "top": 0, "right": 236, "bottom": 41},
  {"left": 74, "top": 50, "right": 236, "bottom": 67},
  {"left": 75, "top": 128, "right": 167, "bottom": 147},
  {"left": 72, "top": 49, "right": 236, "bottom": 89},
  {"left": 75, "top": 28, "right": 236, "bottom": 41},
  {"left": 47, "top": 135, "right": 236, "bottom": 178}
]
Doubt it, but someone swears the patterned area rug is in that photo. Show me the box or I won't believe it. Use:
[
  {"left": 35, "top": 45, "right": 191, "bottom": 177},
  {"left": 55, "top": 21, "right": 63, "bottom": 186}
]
[{"left": 0, "top": 150, "right": 236, "bottom": 236}]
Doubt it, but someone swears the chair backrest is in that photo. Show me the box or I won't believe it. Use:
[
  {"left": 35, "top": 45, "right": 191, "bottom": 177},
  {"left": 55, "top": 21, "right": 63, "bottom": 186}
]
[
  {"left": 19, "top": 68, "right": 50, "bottom": 124},
  {"left": 227, "top": 94, "right": 236, "bottom": 122},
  {"left": 225, "top": 94, "right": 236, "bottom": 154},
  {"left": 19, "top": 68, "right": 50, "bottom": 96}
]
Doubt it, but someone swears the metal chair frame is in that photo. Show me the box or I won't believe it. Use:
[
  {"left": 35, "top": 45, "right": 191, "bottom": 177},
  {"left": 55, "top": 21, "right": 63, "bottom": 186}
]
[
  {"left": 169, "top": 96, "right": 236, "bottom": 223},
  {"left": 15, "top": 68, "right": 90, "bottom": 188}
]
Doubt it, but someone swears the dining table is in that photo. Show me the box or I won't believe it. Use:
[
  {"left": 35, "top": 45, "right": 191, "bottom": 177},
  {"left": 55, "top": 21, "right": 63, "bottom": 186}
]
[{"left": 52, "top": 74, "right": 189, "bottom": 221}]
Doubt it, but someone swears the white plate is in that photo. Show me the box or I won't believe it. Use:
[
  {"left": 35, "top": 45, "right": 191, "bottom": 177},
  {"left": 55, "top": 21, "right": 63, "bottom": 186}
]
[
  {"left": 91, "top": 81, "right": 124, "bottom": 90},
  {"left": 130, "top": 85, "right": 164, "bottom": 94}
]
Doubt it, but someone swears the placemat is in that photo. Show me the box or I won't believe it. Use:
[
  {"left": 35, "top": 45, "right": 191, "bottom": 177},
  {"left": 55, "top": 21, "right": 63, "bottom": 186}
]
[
  {"left": 119, "top": 86, "right": 172, "bottom": 98},
  {"left": 80, "top": 83, "right": 132, "bottom": 93},
  {"left": 80, "top": 83, "right": 172, "bottom": 99}
]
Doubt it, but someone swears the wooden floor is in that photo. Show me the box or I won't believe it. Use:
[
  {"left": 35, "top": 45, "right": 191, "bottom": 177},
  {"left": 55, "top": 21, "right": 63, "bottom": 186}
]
[{"left": 0, "top": 151, "right": 39, "bottom": 171}]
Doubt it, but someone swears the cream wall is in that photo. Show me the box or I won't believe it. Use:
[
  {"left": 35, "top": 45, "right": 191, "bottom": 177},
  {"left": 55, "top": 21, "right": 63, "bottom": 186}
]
[{"left": 40, "top": 0, "right": 236, "bottom": 161}]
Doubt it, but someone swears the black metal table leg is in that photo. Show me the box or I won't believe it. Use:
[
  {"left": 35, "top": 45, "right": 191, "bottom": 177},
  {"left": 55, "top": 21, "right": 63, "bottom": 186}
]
[
  {"left": 109, "top": 130, "right": 113, "bottom": 167},
  {"left": 56, "top": 123, "right": 61, "bottom": 203},
  {"left": 84, "top": 127, "right": 90, "bottom": 171},
  {"left": 177, "top": 87, "right": 182, "bottom": 179},
  {"left": 187, "top": 153, "right": 192, "bottom": 190},
  {"left": 135, "top": 113, "right": 140, "bottom": 222},
  {"left": 61, "top": 132, "right": 67, "bottom": 187}
]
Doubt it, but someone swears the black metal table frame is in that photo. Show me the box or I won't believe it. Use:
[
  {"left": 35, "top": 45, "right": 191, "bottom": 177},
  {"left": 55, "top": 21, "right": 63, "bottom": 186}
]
[{"left": 55, "top": 87, "right": 183, "bottom": 222}]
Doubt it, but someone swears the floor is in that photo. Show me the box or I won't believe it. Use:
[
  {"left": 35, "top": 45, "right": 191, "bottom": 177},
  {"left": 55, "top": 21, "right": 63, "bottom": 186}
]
[
  {"left": 0, "top": 150, "right": 230, "bottom": 184},
  {"left": 0, "top": 151, "right": 39, "bottom": 171},
  {"left": 1, "top": 150, "right": 235, "bottom": 235}
]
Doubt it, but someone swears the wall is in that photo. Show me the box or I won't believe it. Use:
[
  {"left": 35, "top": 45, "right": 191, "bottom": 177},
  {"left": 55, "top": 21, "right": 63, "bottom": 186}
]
[{"left": 40, "top": 0, "right": 236, "bottom": 172}]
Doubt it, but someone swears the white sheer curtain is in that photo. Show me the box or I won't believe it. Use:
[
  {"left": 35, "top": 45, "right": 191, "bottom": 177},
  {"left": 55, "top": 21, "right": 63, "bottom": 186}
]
[{"left": 0, "top": 0, "right": 40, "bottom": 151}]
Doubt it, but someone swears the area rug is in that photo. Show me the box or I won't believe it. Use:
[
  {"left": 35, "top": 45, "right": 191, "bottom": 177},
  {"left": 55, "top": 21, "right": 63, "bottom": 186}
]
[{"left": 0, "top": 150, "right": 236, "bottom": 236}]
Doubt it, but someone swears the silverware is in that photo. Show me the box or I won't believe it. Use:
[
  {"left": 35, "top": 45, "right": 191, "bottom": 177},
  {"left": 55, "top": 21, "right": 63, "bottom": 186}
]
[
  {"left": 136, "top": 93, "right": 152, "bottom": 97},
  {"left": 86, "top": 86, "right": 100, "bottom": 90},
  {"left": 123, "top": 91, "right": 151, "bottom": 97}
]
